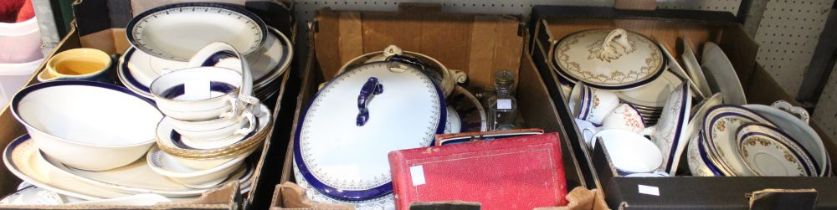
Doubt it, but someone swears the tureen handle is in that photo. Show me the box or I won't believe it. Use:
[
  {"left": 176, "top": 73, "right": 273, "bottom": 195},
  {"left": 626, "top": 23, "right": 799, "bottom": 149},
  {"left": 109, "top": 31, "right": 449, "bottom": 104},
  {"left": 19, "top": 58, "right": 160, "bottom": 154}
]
[
  {"left": 357, "top": 77, "right": 384, "bottom": 126},
  {"left": 600, "top": 28, "right": 633, "bottom": 57},
  {"left": 771, "top": 100, "right": 810, "bottom": 123}
]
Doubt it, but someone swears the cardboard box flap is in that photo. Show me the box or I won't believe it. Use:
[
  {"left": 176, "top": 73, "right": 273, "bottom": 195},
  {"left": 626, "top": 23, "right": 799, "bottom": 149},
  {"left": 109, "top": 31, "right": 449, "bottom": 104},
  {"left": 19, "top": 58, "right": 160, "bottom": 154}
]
[
  {"left": 313, "top": 8, "right": 523, "bottom": 89},
  {"left": 749, "top": 189, "right": 817, "bottom": 210}
]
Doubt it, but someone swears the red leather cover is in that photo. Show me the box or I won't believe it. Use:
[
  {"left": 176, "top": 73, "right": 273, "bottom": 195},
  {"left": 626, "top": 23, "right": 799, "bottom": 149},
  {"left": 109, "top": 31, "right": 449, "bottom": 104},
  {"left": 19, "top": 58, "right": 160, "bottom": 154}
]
[{"left": 388, "top": 132, "right": 567, "bottom": 210}]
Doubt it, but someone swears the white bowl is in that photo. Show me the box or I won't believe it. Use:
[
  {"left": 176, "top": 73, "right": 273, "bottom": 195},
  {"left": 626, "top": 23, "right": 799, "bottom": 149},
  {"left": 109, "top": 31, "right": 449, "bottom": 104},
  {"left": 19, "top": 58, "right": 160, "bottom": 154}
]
[
  {"left": 595, "top": 129, "right": 663, "bottom": 173},
  {"left": 11, "top": 81, "right": 161, "bottom": 171},
  {"left": 146, "top": 146, "right": 246, "bottom": 187}
]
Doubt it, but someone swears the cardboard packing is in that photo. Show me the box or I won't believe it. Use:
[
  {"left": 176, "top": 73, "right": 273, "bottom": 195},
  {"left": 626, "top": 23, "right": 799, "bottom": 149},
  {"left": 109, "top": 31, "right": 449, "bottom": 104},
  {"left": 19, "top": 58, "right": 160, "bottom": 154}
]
[
  {"left": 529, "top": 5, "right": 837, "bottom": 209},
  {"left": 269, "top": 5, "right": 598, "bottom": 209},
  {"left": 0, "top": 0, "right": 299, "bottom": 209}
]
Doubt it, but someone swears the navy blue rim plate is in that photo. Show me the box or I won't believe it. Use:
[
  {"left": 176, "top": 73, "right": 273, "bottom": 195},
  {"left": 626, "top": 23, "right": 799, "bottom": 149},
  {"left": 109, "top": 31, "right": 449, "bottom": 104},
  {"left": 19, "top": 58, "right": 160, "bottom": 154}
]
[
  {"left": 125, "top": 2, "right": 267, "bottom": 61},
  {"left": 292, "top": 61, "right": 446, "bottom": 201}
]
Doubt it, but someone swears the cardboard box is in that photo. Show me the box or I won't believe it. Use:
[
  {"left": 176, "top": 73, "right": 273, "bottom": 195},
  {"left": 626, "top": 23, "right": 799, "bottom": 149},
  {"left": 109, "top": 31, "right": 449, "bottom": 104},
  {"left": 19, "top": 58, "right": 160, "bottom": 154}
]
[
  {"left": 0, "top": 0, "right": 299, "bottom": 209},
  {"left": 270, "top": 5, "right": 591, "bottom": 209},
  {"left": 529, "top": 5, "right": 837, "bottom": 209}
]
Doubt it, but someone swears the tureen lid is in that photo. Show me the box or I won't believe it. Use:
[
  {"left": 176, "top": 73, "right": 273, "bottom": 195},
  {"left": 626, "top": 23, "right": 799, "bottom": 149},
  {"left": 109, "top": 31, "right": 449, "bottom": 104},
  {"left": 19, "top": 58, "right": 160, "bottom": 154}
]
[
  {"left": 553, "top": 28, "right": 664, "bottom": 89},
  {"left": 294, "top": 61, "right": 445, "bottom": 201}
]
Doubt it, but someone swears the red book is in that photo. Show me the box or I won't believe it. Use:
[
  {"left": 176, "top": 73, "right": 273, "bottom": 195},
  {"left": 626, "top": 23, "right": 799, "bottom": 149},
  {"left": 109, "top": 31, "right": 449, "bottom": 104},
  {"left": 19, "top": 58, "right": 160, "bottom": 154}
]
[{"left": 388, "top": 132, "right": 568, "bottom": 210}]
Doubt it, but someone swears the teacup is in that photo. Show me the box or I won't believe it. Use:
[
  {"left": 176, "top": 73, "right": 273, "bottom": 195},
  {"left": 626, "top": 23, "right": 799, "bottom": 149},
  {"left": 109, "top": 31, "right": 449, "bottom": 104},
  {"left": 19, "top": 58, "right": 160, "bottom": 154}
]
[
  {"left": 569, "top": 83, "right": 620, "bottom": 125},
  {"left": 593, "top": 129, "right": 663, "bottom": 173},
  {"left": 170, "top": 111, "right": 256, "bottom": 143},
  {"left": 600, "top": 103, "right": 649, "bottom": 134},
  {"left": 574, "top": 119, "right": 598, "bottom": 148},
  {"left": 150, "top": 67, "right": 247, "bottom": 121},
  {"left": 38, "top": 48, "right": 112, "bottom": 82}
]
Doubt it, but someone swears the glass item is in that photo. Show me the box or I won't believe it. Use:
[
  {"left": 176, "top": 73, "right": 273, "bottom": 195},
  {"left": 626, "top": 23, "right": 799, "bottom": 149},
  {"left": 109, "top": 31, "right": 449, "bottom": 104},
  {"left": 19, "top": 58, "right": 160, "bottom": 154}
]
[{"left": 488, "top": 70, "right": 518, "bottom": 130}]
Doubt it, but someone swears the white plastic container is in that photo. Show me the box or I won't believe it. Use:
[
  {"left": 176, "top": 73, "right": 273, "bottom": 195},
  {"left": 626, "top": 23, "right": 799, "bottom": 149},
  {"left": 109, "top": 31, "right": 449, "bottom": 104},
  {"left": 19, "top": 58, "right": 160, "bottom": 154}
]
[
  {"left": 0, "top": 17, "right": 43, "bottom": 63},
  {"left": 0, "top": 58, "right": 43, "bottom": 107}
]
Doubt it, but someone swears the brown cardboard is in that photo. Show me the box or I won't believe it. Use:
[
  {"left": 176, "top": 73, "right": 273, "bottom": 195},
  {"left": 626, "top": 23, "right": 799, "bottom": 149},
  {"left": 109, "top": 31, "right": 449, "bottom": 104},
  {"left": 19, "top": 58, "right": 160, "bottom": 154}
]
[
  {"left": 313, "top": 8, "right": 523, "bottom": 90},
  {"left": 0, "top": 0, "right": 297, "bottom": 209},
  {"left": 529, "top": 6, "right": 837, "bottom": 209},
  {"left": 272, "top": 7, "right": 588, "bottom": 209}
]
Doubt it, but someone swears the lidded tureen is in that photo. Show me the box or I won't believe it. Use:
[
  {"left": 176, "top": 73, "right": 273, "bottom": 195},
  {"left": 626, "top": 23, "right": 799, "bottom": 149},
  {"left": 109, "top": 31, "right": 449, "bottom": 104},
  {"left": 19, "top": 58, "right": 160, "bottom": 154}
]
[
  {"left": 294, "top": 50, "right": 446, "bottom": 202},
  {"left": 553, "top": 28, "right": 665, "bottom": 89}
]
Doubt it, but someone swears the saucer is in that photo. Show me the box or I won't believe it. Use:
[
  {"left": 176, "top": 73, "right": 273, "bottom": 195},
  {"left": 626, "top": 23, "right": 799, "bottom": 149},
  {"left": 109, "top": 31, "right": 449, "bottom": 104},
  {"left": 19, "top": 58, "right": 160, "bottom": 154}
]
[
  {"left": 156, "top": 103, "right": 271, "bottom": 159},
  {"left": 736, "top": 123, "right": 817, "bottom": 176},
  {"left": 702, "top": 105, "right": 776, "bottom": 176}
]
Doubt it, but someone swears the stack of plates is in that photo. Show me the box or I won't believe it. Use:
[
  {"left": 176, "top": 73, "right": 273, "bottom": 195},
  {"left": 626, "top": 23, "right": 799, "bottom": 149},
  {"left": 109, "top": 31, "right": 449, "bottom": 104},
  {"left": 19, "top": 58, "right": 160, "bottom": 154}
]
[
  {"left": 687, "top": 105, "right": 827, "bottom": 177},
  {"left": 118, "top": 3, "right": 293, "bottom": 101},
  {"left": 3, "top": 135, "right": 254, "bottom": 201}
]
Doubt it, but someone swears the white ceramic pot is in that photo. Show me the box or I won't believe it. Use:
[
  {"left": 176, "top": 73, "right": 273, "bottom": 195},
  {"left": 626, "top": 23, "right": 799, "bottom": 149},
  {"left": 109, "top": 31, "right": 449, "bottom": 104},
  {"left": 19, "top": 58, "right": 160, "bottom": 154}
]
[{"left": 11, "top": 81, "right": 161, "bottom": 171}]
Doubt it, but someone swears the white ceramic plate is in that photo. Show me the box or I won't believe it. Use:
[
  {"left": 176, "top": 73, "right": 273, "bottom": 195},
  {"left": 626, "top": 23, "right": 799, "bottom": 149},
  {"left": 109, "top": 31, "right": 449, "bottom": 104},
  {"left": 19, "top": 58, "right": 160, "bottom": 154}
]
[
  {"left": 736, "top": 123, "right": 817, "bottom": 176},
  {"left": 743, "top": 104, "right": 829, "bottom": 176},
  {"left": 652, "top": 83, "right": 692, "bottom": 174},
  {"left": 681, "top": 38, "right": 713, "bottom": 97},
  {"left": 3, "top": 135, "right": 130, "bottom": 200},
  {"left": 126, "top": 3, "right": 266, "bottom": 61},
  {"left": 295, "top": 61, "right": 444, "bottom": 201},
  {"left": 703, "top": 105, "right": 775, "bottom": 176},
  {"left": 119, "top": 27, "right": 290, "bottom": 98},
  {"left": 616, "top": 70, "right": 683, "bottom": 108},
  {"left": 658, "top": 42, "right": 705, "bottom": 99},
  {"left": 701, "top": 42, "right": 747, "bottom": 105}
]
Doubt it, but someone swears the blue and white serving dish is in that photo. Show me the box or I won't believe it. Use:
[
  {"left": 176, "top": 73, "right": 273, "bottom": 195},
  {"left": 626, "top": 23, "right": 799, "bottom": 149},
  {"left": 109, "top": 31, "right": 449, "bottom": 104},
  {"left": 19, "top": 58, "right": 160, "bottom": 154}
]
[{"left": 294, "top": 61, "right": 446, "bottom": 203}]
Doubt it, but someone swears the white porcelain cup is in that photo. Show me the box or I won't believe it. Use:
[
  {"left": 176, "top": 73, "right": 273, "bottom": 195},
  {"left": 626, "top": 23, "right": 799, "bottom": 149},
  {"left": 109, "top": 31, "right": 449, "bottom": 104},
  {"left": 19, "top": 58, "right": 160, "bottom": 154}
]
[
  {"left": 593, "top": 129, "right": 663, "bottom": 173},
  {"left": 170, "top": 111, "right": 256, "bottom": 143},
  {"left": 570, "top": 83, "right": 620, "bottom": 125},
  {"left": 574, "top": 119, "right": 598, "bottom": 148},
  {"left": 150, "top": 67, "right": 246, "bottom": 121},
  {"left": 600, "top": 103, "right": 653, "bottom": 134}
]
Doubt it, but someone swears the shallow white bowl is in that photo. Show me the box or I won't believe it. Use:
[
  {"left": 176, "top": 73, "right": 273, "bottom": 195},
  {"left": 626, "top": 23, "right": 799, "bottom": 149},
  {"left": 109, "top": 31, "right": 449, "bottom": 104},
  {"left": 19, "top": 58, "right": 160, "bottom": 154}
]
[
  {"left": 146, "top": 146, "right": 246, "bottom": 187},
  {"left": 11, "top": 81, "right": 161, "bottom": 171},
  {"left": 595, "top": 129, "right": 663, "bottom": 173}
]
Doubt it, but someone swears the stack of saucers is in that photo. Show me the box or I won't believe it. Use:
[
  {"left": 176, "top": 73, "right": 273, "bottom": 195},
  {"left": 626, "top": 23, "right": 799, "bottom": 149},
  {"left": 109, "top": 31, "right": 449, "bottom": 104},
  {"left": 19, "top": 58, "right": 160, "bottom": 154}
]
[
  {"left": 117, "top": 2, "right": 293, "bottom": 101},
  {"left": 686, "top": 104, "right": 830, "bottom": 177},
  {"left": 147, "top": 43, "right": 272, "bottom": 189}
]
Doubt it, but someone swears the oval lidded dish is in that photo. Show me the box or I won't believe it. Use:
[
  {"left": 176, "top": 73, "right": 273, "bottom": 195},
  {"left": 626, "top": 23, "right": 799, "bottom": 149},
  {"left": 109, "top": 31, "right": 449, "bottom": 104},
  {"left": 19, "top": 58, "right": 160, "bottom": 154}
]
[
  {"left": 294, "top": 60, "right": 446, "bottom": 202},
  {"left": 552, "top": 28, "right": 665, "bottom": 90}
]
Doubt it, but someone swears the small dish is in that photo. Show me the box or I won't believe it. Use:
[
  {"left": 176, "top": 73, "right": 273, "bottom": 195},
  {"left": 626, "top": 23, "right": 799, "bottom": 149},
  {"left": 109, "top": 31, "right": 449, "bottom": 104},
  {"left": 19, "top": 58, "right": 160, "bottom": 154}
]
[
  {"left": 11, "top": 81, "right": 161, "bottom": 171},
  {"left": 701, "top": 42, "right": 747, "bottom": 105},
  {"left": 147, "top": 146, "right": 246, "bottom": 188},
  {"left": 702, "top": 105, "right": 776, "bottom": 176},
  {"left": 736, "top": 123, "right": 817, "bottom": 176}
]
